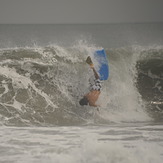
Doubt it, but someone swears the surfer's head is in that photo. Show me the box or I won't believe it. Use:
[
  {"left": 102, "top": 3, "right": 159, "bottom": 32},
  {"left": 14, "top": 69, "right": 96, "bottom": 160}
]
[{"left": 79, "top": 96, "right": 88, "bottom": 106}]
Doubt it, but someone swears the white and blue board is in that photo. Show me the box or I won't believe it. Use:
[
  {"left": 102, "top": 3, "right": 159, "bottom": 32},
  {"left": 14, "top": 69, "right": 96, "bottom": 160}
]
[{"left": 94, "top": 49, "right": 109, "bottom": 80}]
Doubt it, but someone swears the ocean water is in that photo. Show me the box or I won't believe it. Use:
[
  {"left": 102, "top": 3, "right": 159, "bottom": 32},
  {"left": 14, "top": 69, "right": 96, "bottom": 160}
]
[{"left": 0, "top": 24, "right": 163, "bottom": 162}]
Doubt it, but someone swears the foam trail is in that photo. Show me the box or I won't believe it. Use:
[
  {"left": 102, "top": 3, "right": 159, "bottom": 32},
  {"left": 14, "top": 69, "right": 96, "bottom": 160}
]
[{"left": 0, "top": 66, "right": 57, "bottom": 110}]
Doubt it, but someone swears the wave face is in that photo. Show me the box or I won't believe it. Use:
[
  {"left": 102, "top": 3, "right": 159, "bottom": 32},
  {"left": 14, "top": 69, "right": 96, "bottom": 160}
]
[
  {"left": 136, "top": 47, "right": 163, "bottom": 120},
  {"left": 0, "top": 44, "right": 162, "bottom": 126}
]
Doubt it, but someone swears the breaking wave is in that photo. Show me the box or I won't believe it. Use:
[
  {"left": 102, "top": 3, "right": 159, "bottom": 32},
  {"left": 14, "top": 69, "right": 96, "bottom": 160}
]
[{"left": 0, "top": 43, "right": 162, "bottom": 126}]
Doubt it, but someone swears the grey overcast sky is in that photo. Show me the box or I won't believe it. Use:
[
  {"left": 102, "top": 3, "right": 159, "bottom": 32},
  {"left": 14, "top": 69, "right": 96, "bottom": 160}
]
[{"left": 0, "top": 0, "right": 163, "bottom": 24}]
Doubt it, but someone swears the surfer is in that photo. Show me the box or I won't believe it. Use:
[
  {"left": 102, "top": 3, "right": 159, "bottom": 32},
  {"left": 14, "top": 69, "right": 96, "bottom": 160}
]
[{"left": 79, "top": 56, "right": 101, "bottom": 107}]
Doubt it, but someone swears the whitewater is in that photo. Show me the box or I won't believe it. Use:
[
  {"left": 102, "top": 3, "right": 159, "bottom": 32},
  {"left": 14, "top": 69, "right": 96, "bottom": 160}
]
[{"left": 0, "top": 24, "right": 163, "bottom": 162}]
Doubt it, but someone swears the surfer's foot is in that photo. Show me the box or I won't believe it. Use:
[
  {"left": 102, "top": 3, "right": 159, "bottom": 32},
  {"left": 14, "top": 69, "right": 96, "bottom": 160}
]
[{"left": 86, "top": 56, "right": 93, "bottom": 65}]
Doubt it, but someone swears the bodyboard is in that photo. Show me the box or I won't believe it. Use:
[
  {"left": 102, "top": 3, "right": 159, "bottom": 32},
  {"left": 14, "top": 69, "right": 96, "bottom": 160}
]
[{"left": 94, "top": 49, "right": 109, "bottom": 80}]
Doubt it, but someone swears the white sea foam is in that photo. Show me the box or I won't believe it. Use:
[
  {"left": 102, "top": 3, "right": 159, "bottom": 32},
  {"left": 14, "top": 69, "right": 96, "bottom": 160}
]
[
  {"left": 0, "top": 125, "right": 162, "bottom": 163},
  {"left": 0, "top": 66, "right": 57, "bottom": 110}
]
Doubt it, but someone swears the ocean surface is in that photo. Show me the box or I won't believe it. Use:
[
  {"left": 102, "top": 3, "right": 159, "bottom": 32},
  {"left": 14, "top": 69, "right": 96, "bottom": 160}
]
[{"left": 0, "top": 24, "right": 163, "bottom": 162}]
